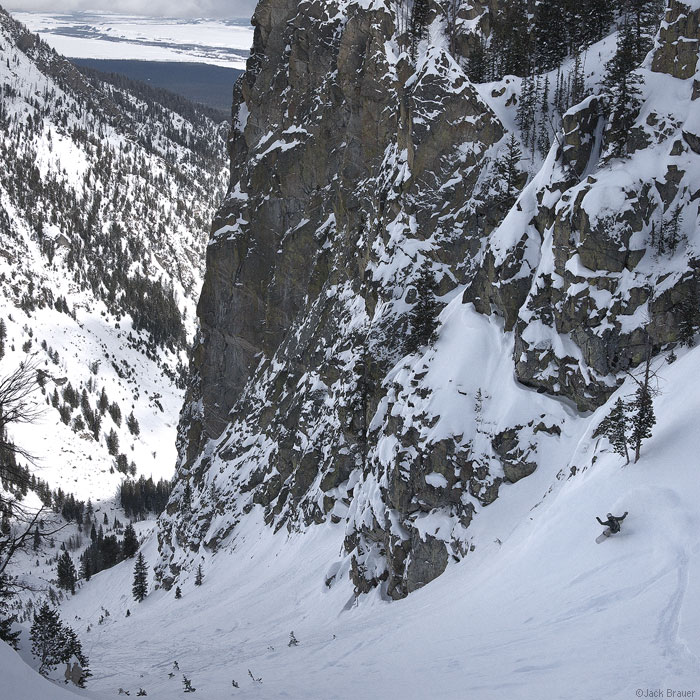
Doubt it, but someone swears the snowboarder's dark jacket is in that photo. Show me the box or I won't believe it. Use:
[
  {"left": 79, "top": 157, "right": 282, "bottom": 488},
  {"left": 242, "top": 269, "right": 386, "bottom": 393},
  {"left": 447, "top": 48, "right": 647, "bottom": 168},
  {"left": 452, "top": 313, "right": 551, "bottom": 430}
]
[{"left": 596, "top": 512, "right": 628, "bottom": 533}]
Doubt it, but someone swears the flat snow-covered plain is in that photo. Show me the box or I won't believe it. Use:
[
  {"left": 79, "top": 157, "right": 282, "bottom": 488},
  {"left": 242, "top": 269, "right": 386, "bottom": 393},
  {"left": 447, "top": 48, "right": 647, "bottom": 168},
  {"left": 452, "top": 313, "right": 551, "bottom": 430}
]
[{"left": 9, "top": 12, "right": 253, "bottom": 68}]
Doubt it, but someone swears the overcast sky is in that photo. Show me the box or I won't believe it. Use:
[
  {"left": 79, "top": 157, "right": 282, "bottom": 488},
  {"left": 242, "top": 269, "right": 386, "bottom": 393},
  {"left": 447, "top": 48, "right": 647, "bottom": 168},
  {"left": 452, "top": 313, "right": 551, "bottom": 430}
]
[{"left": 6, "top": 0, "right": 258, "bottom": 18}]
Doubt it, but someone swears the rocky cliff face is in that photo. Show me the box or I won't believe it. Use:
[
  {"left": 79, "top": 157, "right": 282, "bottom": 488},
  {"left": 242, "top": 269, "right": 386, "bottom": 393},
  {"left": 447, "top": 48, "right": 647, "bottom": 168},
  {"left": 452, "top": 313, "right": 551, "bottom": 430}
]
[{"left": 157, "top": 0, "right": 700, "bottom": 599}]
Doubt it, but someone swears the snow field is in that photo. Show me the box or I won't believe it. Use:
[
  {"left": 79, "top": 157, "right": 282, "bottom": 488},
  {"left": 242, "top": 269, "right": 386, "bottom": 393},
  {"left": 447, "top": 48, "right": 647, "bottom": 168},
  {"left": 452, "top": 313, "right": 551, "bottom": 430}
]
[{"left": 31, "top": 312, "right": 699, "bottom": 700}]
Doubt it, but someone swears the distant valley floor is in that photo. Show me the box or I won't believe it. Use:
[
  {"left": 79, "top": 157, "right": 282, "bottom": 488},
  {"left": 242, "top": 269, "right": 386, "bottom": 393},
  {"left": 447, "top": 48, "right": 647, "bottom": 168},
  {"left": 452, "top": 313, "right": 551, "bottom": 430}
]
[{"left": 71, "top": 59, "right": 241, "bottom": 116}]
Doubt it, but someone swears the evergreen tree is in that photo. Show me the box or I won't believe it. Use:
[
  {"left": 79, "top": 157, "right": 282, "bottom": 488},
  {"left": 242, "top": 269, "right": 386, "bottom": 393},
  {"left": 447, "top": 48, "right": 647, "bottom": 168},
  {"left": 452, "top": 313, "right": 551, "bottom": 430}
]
[
  {"left": 30, "top": 603, "right": 68, "bottom": 675},
  {"left": 603, "top": 398, "right": 630, "bottom": 464},
  {"left": 466, "top": 41, "right": 486, "bottom": 83},
  {"left": 122, "top": 523, "right": 139, "bottom": 558},
  {"left": 678, "top": 297, "right": 697, "bottom": 347},
  {"left": 534, "top": 0, "right": 568, "bottom": 70},
  {"left": 603, "top": 19, "right": 645, "bottom": 157},
  {"left": 98, "top": 387, "right": 109, "bottom": 415},
  {"left": 175, "top": 586, "right": 182, "bottom": 599},
  {"left": 80, "top": 555, "right": 92, "bottom": 582},
  {"left": 405, "top": 262, "right": 440, "bottom": 354},
  {"left": 0, "top": 575, "right": 20, "bottom": 649},
  {"left": 194, "top": 564, "right": 204, "bottom": 586},
  {"left": 581, "top": 0, "right": 615, "bottom": 48},
  {"left": 106, "top": 428, "right": 119, "bottom": 456},
  {"left": 663, "top": 204, "right": 684, "bottom": 254},
  {"left": 490, "top": 0, "right": 530, "bottom": 77},
  {"left": 629, "top": 346, "right": 656, "bottom": 463},
  {"left": 410, "top": 0, "right": 430, "bottom": 59},
  {"left": 494, "top": 134, "right": 524, "bottom": 206},
  {"left": 132, "top": 552, "right": 148, "bottom": 602},
  {"left": 126, "top": 411, "right": 140, "bottom": 436},
  {"left": 182, "top": 481, "right": 193, "bottom": 513},
  {"left": 57, "top": 551, "right": 77, "bottom": 594}
]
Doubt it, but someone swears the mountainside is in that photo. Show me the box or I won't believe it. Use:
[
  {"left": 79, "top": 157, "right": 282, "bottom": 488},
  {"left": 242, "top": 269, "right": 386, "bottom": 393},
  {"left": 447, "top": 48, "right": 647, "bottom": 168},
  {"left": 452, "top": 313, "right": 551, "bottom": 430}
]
[
  {"left": 4, "top": 0, "right": 700, "bottom": 697},
  {"left": 157, "top": 0, "right": 700, "bottom": 602},
  {"left": 0, "top": 5, "right": 227, "bottom": 524}
]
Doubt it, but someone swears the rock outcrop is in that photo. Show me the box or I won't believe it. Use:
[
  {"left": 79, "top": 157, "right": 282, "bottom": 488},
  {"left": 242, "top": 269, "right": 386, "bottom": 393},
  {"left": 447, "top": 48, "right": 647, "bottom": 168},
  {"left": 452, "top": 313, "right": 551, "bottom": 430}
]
[{"left": 157, "top": 0, "right": 700, "bottom": 599}]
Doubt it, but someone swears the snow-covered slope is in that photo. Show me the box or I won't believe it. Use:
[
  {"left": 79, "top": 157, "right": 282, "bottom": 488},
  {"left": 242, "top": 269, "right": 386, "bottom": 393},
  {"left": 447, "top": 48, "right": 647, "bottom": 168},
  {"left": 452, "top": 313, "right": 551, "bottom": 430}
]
[
  {"left": 52, "top": 317, "right": 700, "bottom": 699},
  {"left": 0, "top": 5, "right": 227, "bottom": 503},
  {"left": 0, "top": 3, "right": 226, "bottom": 634},
  {"left": 0, "top": 641, "right": 84, "bottom": 699},
  {"left": 6, "top": 0, "right": 700, "bottom": 697}
]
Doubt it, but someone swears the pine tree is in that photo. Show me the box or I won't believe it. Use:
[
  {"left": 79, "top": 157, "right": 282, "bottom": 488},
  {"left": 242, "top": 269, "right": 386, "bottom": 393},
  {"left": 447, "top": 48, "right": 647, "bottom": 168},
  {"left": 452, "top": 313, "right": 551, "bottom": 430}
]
[
  {"left": 603, "top": 19, "right": 645, "bottom": 157},
  {"left": 175, "top": 586, "right": 182, "bottom": 599},
  {"left": 603, "top": 398, "right": 630, "bottom": 464},
  {"left": 126, "top": 411, "right": 140, "bottom": 436},
  {"left": 405, "top": 262, "right": 440, "bottom": 354},
  {"left": 534, "top": 0, "right": 568, "bottom": 70},
  {"left": 0, "top": 575, "right": 20, "bottom": 649},
  {"left": 132, "top": 552, "right": 148, "bottom": 602},
  {"left": 30, "top": 603, "right": 68, "bottom": 675},
  {"left": 80, "top": 555, "right": 92, "bottom": 582},
  {"left": 182, "top": 481, "right": 193, "bottom": 513},
  {"left": 57, "top": 551, "right": 77, "bottom": 594},
  {"left": 663, "top": 204, "right": 684, "bottom": 254},
  {"left": 678, "top": 297, "right": 697, "bottom": 347},
  {"left": 410, "top": 0, "right": 430, "bottom": 59},
  {"left": 194, "top": 564, "right": 204, "bottom": 586},
  {"left": 98, "top": 387, "right": 109, "bottom": 415},
  {"left": 629, "top": 346, "right": 656, "bottom": 463},
  {"left": 494, "top": 134, "right": 524, "bottom": 206},
  {"left": 466, "top": 41, "right": 486, "bottom": 82},
  {"left": 122, "top": 523, "right": 139, "bottom": 558},
  {"left": 490, "top": 0, "right": 531, "bottom": 77},
  {"left": 106, "top": 427, "right": 119, "bottom": 456}
]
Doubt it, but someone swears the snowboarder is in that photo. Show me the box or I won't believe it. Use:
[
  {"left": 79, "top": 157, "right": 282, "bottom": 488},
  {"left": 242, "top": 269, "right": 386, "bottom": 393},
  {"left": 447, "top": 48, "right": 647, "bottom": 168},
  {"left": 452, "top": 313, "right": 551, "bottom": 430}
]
[{"left": 596, "top": 511, "right": 628, "bottom": 543}]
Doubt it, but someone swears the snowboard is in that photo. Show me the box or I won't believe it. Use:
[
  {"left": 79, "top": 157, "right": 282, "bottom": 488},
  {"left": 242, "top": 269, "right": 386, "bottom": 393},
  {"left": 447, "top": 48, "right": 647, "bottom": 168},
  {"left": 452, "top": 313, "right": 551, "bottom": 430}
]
[{"left": 595, "top": 528, "right": 611, "bottom": 544}]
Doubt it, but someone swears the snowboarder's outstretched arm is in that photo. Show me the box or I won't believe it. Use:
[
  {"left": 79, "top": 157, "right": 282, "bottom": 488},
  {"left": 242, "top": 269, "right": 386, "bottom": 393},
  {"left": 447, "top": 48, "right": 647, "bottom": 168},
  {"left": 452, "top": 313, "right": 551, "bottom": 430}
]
[{"left": 596, "top": 517, "right": 605, "bottom": 525}]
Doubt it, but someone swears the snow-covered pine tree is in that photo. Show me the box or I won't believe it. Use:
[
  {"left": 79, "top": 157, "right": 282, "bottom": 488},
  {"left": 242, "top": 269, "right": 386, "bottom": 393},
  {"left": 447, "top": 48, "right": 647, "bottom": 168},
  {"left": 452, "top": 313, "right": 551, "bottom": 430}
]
[
  {"left": 57, "top": 550, "right": 77, "bottom": 594},
  {"left": 0, "top": 575, "right": 20, "bottom": 649},
  {"left": 405, "top": 262, "right": 440, "bottom": 355},
  {"left": 581, "top": 0, "right": 615, "bottom": 48},
  {"left": 604, "top": 398, "right": 630, "bottom": 464},
  {"left": 194, "top": 564, "right": 204, "bottom": 586},
  {"left": 603, "top": 18, "right": 644, "bottom": 157},
  {"left": 30, "top": 603, "right": 68, "bottom": 675},
  {"left": 132, "top": 552, "right": 148, "bottom": 602}
]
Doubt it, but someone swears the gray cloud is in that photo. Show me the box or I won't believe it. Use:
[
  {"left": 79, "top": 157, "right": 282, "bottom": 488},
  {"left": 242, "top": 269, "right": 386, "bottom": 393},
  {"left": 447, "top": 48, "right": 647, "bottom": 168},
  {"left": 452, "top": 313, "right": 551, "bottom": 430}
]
[{"left": 5, "top": 0, "right": 258, "bottom": 19}]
